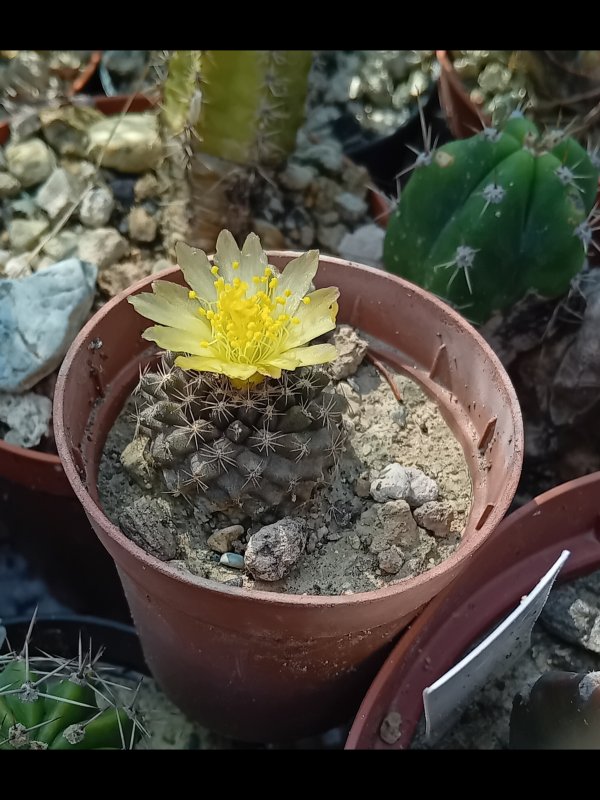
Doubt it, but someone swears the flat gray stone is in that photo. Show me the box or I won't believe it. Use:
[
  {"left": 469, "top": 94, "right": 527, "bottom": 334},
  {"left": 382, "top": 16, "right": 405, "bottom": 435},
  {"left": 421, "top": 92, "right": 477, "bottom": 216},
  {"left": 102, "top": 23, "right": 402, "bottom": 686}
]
[
  {"left": 0, "top": 258, "right": 97, "bottom": 392},
  {"left": 35, "top": 168, "right": 82, "bottom": 220},
  {"left": 338, "top": 223, "right": 385, "bottom": 267},
  {"left": 245, "top": 517, "right": 307, "bottom": 581},
  {"left": 87, "top": 113, "right": 163, "bottom": 173},
  {"left": 0, "top": 172, "right": 21, "bottom": 198}
]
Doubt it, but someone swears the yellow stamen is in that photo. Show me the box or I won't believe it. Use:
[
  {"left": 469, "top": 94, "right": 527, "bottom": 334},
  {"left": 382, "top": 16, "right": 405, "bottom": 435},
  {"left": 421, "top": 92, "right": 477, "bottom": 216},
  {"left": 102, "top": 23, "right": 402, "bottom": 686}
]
[
  {"left": 291, "top": 317, "right": 300, "bottom": 325},
  {"left": 284, "top": 289, "right": 292, "bottom": 297},
  {"left": 302, "top": 297, "right": 311, "bottom": 304},
  {"left": 232, "top": 261, "right": 240, "bottom": 270},
  {"left": 211, "top": 265, "right": 219, "bottom": 275},
  {"left": 188, "top": 290, "right": 197, "bottom": 299}
]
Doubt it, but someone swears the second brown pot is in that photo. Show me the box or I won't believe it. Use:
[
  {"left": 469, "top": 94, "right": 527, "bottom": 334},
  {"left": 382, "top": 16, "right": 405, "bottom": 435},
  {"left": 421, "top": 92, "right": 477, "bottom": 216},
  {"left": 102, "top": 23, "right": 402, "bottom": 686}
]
[{"left": 53, "top": 253, "right": 523, "bottom": 742}]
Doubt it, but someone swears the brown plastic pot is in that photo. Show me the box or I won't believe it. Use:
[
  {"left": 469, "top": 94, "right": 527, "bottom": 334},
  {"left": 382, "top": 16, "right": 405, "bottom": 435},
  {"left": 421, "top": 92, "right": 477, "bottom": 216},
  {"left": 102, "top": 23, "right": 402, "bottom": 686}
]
[
  {"left": 345, "top": 471, "right": 600, "bottom": 749},
  {"left": 53, "top": 253, "right": 523, "bottom": 742}
]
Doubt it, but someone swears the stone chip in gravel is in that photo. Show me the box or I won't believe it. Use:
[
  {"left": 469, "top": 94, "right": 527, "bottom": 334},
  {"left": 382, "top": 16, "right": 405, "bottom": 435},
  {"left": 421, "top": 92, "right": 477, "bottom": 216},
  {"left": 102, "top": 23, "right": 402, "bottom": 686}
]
[
  {"left": 0, "top": 172, "right": 21, "bottom": 198},
  {"left": 329, "top": 324, "right": 369, "bottom": 380},
  {"left": 78, "top": 227, "right": 129, "bottom": 270},
  {"left": 370, "top": 463, "right": 439, "bottom": 507},
  {"left": 127, "top": 206, "right": 157, "bottom": 242},
  {"left": 5, "top": 138, "right": 55, "bottom": 188},
  {"left": 35, "top": 168, "right": 82, "bottom": 219},
  {"left": 413, "top": 500, "right": 455, "bottom": 537},
  {"left": 207, "top": 525, "right": 245, "bottom": 555},
  {"left": 0, "top": 391, "right": 52, "bottom": 448},
  {"left": 79, "top": 186, "right": 115, "bottom": 228},
  {"left": 245, "top": 517, "right": 307, "bottom": 581},
  {"left": 119, "top": 496, "right": 178, "bottom": 561},
  {"left": 338, "top": 223, "right": 385, "bottom": 267}
]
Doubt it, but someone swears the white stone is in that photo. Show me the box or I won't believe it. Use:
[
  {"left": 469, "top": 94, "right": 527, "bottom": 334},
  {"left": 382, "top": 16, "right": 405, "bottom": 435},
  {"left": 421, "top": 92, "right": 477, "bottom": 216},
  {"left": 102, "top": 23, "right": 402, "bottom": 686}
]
[
  {"left": 0, "top": 391, "right": 52, "bottom": 448},
  {"left": 5, "top": 138, "right": 55, "bottom": 188},
  {"left": 4, "top": 253, "right": 34, "bottom": 279},
  {"left": 42, "top": 230, "right": 80, "bottom": 262},
  {"left": 335, "top": 191, "right": 368, "bottom": 223},
  {"left": 127, "top": 206, "right": 157, "bottom": 242},
  {"left": 338, "top": 223, "right": 385, "bottom": 267},
  {"left": 87, "top": 113, "right": 163, "bottom": 173},
  {"left": 0, "top": 258, "right": 97, "bottom": 392},
  {"left": 35, "top": 168, "right": 82, "bottom": 220},
  {"left": 78, "top": 227, "right": 129, "bottom": 270},
  {"left": 8, "top": 219, "right": 49, "bottom": 253},
  {"left": 370, "top": 463, "right": 439, "bottom": 508},
  {"left": 79, "top": 186, "right": 115, "bottom": 228},
  {"left": 279, "top": 162, "right": 316, "bottom": 191}
]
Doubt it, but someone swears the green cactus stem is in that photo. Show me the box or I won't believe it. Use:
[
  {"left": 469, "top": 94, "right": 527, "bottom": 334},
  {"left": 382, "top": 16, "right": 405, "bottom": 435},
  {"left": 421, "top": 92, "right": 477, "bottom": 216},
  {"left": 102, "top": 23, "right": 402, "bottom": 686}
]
[
  {"left": 383, "top": 114, "right": 600, "bottom": 323},
  {"left": 161, "top": 50, "right": 312, "bottom": 251},
  {"left": 0, "top": 619, "right": 143, "bottom": 750}
]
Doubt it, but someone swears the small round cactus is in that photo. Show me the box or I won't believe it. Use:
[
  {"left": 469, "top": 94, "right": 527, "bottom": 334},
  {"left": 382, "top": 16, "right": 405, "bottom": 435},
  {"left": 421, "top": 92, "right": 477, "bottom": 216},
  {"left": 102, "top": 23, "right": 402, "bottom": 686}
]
[
  {"left": 383, "top": 114, "right": 600, "bottom": 323},
  {"left": 125, "top": 229, "right": 346, "bottom": 522},
  {"left": 0, "top": 617, "right": 143, "bottom": 750}
]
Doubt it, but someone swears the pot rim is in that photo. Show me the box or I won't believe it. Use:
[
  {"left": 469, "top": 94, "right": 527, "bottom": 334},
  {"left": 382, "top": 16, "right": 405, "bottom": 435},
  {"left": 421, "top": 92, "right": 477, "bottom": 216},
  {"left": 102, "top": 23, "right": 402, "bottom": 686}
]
[{"left": 54, "top": 252, "right": 524, "bottom": 608}]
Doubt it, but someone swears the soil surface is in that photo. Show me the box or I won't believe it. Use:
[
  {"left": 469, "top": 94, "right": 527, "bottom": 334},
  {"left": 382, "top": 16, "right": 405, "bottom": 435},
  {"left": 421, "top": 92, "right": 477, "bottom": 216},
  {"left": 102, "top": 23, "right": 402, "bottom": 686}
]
[{"left": 98, "top": 336, "right": 472, "bottom": 596}]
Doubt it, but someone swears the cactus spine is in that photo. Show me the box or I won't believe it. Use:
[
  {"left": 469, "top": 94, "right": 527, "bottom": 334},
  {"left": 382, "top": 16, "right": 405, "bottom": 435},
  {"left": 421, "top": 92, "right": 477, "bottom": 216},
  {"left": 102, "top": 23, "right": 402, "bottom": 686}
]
[
  {"left": 383, "top": 114, "right": 600, "bottom": 323},
  {"left": 0, "top": 618, "right": 142, "bottom": 750},
  {"left": 161, "top": 50, "right": 312, "bottom": 251}
]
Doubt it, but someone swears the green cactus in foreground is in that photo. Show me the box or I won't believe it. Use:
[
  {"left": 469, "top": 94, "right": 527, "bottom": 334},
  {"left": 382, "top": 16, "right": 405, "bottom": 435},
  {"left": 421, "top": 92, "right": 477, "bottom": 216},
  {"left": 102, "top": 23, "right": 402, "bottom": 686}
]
[
  {"left": 0, "top": 619, "right": 143, "bottom": 750},
  {"left": 383, "top": 114, "right": 600, "bottom": 323},
  {"left": 161, "top": 50, "right": 313, "bottom": 251}
]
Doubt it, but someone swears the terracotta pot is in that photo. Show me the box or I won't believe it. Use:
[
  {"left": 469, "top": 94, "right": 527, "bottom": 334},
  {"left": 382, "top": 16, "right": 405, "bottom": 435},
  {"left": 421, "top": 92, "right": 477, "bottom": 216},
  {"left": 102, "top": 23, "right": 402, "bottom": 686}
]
[
  {"left": 345, "top": 471, "right": 600, "bottom": 749},
  {"left": 53, "top": 253, "right": 523, "bottom": 742},
  {"left": 436, "top": 50, "right": 488, "bottom": 139}
]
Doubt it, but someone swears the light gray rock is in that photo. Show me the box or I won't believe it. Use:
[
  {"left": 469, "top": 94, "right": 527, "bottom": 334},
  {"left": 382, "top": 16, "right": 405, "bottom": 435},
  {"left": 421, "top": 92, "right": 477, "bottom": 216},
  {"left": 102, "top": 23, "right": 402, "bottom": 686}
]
[
  {"left": 245, "top": 517, "right": 307, "bottom": 581},
  {"left": 413, "top": 500, "right": 455, "bottom": 537},
  {"left": 5, "top": 138, "right": 55, "bottom": 188},
  {"left": 134, "top": 173, "right": 160, "bottom": 201},
  {"left": 0, "top": 250, "right": 10, "bottom": 269},
  {"left": 120, "top": 434, "right": 153, "bottom": 489},
  {"left": 79, "top": 186, "right": 115, "bottom": 228},
  {"left": 279, "top": 162, "right": 316, "bottom": 191},
  {"left": 335, "top": 191, "right": 368, "bottom": 223},
  {"left": 329, "top": 324, "right": 369, "bottom": 380},
  {"left": 78, "top": 227, "right": 129, "bottom": 270},
  {"left": 406, "top": 468, "right": 439, "bottom": 507},
  {"left": 338, "top": 223, "right": 385, "bottom": 267},
  {"left": 364, "top": 499, "right": 419, "bottom": 554},
  {"left": 370, "top": 463, "right": 411, "bottom": 503},
  {"left": 0, "top": 258, "right": 97, "bottom": 392},
  {"left": 35, "top": 168, "right": 81, "bottom": 219},
  {"left": 42, "top": 230, "right": 80, "bottom": 262},
  {"left": 127, "top": 206, "right": 157, "bottom": 242},
  {"left": 541, "top": 577, "right": 600, "bottom": 655},
  {"left": 0, "top": 391, "right": 52, "bottom": 447},
  {"left": 87, "top": 113, "right": 163, "bottom": 173},
  {"left": 8, "top": 219, "right": 49, "bottom": 253},
  {"left": 0, "top": 172, "right": 21, "bottom": 198},
  {"left": 9, "top": 108, "right": 41, "bottom": 140},
  {"left": 370, "top": 463, "right": 439, "bottom": 507}
]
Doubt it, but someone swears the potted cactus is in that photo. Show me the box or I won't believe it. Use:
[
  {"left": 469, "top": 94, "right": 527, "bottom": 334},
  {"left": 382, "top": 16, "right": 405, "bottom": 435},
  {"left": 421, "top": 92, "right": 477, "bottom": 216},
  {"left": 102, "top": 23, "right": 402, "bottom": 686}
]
[
  {"left": 383, "top": 112, "right": 600, "bottom": 324},
  {"left": 0, "top": 613, "right": 143, "bottom": 750},
  {"left": 52, "top": 225, "right": 523, "bottom": 742}
]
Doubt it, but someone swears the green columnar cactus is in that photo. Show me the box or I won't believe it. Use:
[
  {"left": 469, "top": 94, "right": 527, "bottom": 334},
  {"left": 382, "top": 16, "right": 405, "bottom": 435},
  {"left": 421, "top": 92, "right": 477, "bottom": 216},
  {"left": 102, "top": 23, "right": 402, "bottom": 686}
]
[
  {"left": 160, "top": 50, "right": 312, "bottom": 251},
  {"left": 383, "top": 114, "right": 600, "bottom": 323},
  {"left": 0, "top": 623, "right": 142, "bottom": 750},
  {"left": 162, "top": 50, "right": 312, "bottom": 167},
  {"left": 125, "top": 230, "right": 345, "bottom": 523}
]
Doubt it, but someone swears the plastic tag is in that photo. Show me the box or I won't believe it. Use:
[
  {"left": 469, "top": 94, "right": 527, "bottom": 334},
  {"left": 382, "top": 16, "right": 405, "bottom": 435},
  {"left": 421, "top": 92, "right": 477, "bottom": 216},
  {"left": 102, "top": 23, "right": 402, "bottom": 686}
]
[{"left": 423, "top": 549, "right": 570, "bottom": 744}]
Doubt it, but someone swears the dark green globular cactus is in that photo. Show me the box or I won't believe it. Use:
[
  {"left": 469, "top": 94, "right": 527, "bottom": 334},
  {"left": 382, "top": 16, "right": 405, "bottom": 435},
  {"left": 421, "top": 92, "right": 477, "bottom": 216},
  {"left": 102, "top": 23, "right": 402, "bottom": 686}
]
[
  {"left": 0, "top": 619, "right": 143, "bottom": 750},
  {"left": 383, "top": 114, "right": 600, "bottom": 323},
  {"left": 125, "top": 353, "right": 347, "bottom": 523}
]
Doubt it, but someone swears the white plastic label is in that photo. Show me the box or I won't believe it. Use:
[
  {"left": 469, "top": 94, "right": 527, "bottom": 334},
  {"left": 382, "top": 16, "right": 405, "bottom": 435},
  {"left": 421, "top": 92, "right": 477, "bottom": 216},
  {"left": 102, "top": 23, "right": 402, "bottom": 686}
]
[{"left": 423, "top": 549, "right": 570, "bottom": 744}]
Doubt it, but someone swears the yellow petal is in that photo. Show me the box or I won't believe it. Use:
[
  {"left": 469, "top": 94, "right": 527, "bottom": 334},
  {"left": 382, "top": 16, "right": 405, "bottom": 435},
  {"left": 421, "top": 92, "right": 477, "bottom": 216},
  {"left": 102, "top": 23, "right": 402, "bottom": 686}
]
[
  {"left": 175, "top": 241, "right": 217, "bottom": 301},
  {"left": 255, "top": 363, "right": 283, "bottom": 379},
  {"left": 215, "top": 229, "right": 242, "bottom": 282},
  {"left": 284, "top": 287, "right": 340, "bottom": 348},
  {"left": 129, "top": 291, "right": 212, "bottom": 338},
  {"left": 279, "top": 343, "right": 338, "bottom": 367},
  {"left": 240, "top": 232, "right": 268, "bottom": 287},
  {"left": 277, "top": 250, "right": 320, "bottom": 314},
  {"left": 176, "top": 355, "right": 258, "bottom": 381},
  {"left": 142, "top": 325, "right": 213, "bottom": 356}
]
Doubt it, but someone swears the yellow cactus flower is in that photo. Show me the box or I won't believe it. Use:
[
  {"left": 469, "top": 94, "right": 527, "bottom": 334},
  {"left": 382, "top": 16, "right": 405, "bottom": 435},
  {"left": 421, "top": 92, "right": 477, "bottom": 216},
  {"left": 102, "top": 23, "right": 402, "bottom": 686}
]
[{"left": 128, "top": 230, "right": 340, "bottom": 384}]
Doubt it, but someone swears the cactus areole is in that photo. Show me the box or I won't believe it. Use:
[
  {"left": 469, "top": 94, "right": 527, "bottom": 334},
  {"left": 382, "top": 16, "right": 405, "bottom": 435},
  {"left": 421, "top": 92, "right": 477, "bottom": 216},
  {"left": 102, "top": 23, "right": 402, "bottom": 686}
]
[{"left": 384, "top": 115, "right": 600, "bottom": 323}]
